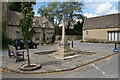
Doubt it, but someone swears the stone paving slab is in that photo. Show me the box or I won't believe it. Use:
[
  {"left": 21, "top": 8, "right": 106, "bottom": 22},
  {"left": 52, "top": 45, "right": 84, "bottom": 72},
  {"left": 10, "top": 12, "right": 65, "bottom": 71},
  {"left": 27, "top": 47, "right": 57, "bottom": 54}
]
[{"left": 1, "top": 42, "right": 118, "bottom": 74}]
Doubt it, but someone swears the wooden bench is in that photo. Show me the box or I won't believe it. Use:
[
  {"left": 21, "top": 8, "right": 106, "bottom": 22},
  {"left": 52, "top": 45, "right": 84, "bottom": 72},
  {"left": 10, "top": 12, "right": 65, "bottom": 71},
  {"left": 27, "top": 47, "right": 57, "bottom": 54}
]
[{"left": 8, "top": 45, "right": 25, "bottom": 62}]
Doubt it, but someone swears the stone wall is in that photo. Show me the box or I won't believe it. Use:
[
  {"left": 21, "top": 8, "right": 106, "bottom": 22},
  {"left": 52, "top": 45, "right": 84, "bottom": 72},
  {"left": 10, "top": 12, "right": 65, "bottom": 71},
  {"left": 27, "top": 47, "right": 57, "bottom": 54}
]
[
  {"left": 6, "top": 25, "right": 21, "bottom": 40},
  {"left": 6, "top": 25, "right": 55, "bottom": 44},
  {"left": 83, "top": 28, "right": 120, "bottom": 42},
  {"left": 31, "top": 29, "right": 43, "bottom": 44},
  {"left": 44, "top": 28, "right": 55, "bottom": 43},
  {"left": 56, "top": 35, "right": 82, "bottom": 41},
  {"left": 32, "top": 28, "right": 55, "bottom": 44}
]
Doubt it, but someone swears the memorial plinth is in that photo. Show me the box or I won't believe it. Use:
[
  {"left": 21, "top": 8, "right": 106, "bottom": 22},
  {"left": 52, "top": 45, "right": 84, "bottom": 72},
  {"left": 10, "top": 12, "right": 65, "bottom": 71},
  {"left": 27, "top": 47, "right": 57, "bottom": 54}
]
[{"left": 49, "top": 41, "right": 81, "bottom": 59}]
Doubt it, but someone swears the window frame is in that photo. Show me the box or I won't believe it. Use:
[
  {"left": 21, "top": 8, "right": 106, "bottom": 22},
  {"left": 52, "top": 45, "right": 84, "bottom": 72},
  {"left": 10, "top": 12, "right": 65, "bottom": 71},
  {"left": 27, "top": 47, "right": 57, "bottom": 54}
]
[
  {"left": 34, "top": 20, "right": 39, "bottom": 27},
  {"left": 16, "top": 31, "right": 21, "bottom": 39},
  {"left": 35, "top": 32, "right": 40, "bottom": 41}
]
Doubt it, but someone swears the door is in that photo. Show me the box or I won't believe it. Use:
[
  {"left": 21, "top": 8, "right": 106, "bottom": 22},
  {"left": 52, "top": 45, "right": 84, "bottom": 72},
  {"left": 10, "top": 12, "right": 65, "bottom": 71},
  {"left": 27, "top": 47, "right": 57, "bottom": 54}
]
[
  {"left": 119, "top": 32, "right": 120, "bottom": 41},
  {"left": 108, "top": 32, "right": 111, "bottom": 41},
  {"left": 108, "top": 31, "right": 120, "bottom": 42},
  {"left": 115, "top": 32, "right": 117, "bottom": 41}
]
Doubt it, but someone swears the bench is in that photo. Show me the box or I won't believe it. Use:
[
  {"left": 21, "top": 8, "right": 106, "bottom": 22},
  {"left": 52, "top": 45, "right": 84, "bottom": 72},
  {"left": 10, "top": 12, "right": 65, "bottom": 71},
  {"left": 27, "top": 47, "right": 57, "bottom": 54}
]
[{"left": 8, "top": 45, "right": 25, "bottom": 62}]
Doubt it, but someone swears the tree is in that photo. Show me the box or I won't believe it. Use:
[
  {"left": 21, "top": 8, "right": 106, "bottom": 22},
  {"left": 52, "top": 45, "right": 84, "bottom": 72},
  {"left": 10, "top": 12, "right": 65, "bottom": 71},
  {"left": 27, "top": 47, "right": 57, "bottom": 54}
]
[
  {"left": 37, "top": 5, "right": 48, "bottom": 17},
  {"left": 19, "top": 2, "right": 36, "bottom": 66},
  {"left": 57, "top": 2, "right": 83, "bottom": 28},
  {"left": 74, "top": 16, "right": 85, "bottom": 33},
  {"left": 38, "top": 2, "right": 83, "bottom": 28},
  {"left": 7, "top": 2, "right": 22, "bottom": 12},
  {"left": 38, "top": 2, "right": 59, "bottom": 25}
]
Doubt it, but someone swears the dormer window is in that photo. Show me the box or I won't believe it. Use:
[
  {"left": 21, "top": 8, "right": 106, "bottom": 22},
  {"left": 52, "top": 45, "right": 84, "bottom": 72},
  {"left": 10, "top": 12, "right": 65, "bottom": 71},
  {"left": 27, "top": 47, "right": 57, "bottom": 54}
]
[
  {"left": 34, "top": 20, "right": 39, "bottom": 27},
  {"left": 35, "top": 22, "right": 38, "bottom": 27},
  {"left": 45, "top": 21, "right": 49, "bottom": 28}
]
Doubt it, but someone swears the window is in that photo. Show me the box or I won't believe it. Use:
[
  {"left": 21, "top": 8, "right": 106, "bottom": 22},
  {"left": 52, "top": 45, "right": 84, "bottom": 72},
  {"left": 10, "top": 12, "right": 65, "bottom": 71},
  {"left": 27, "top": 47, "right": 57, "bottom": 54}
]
[
  {"left": 35, "top": 22, "right": 38, "bottom": 27},
  {"left": 45, "top": 22, "right": 49, "bottom": 28},
  {"left": 46, "top": 33, "right": 51, "bottom": 40},
  {"left": 16, "top": 31, "right": 21, "bottom": 39},
  {"left": 35, "top": 32, "right": 40, "bottom": 40},
  {"left": 34, "top": 20, "right": 39, "bottom": 27}
]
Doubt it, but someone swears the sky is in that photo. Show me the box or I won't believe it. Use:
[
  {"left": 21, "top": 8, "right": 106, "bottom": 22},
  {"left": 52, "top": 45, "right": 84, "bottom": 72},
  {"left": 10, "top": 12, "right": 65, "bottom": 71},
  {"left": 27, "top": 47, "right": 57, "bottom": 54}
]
[{"left": 33, "top": 1, "right": 119, "bottom": 18}]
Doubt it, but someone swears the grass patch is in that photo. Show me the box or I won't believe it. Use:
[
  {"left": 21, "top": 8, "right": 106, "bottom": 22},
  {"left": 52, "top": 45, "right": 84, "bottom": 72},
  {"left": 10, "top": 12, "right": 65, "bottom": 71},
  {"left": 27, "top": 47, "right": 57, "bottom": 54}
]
[
  {"left": 75, "top": 65, "right": 78, "bottom": 67},
  {"left": 47, "top": 69, "right": 53, "bottom": 72}
]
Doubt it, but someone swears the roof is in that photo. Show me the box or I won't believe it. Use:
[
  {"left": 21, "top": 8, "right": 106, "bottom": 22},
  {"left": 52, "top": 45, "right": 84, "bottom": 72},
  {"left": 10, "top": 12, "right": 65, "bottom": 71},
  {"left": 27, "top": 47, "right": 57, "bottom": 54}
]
[
  {"left": 7, "top": 11, "right": 54, "bottom": 29},
  {"left": 7, "top": 11, "right": 22, "bottom": 26},
  {"left": 83, "top": 13, "right": 120, "bottom": 30},
  {"left": 33, "top": 16, "right": 54, "bottom": 28}
]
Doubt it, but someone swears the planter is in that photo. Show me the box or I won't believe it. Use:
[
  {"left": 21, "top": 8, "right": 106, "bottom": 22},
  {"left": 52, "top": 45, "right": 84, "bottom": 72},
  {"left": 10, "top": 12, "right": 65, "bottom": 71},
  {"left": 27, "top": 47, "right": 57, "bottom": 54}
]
[{"left": 19, "top": 63, "right": 42, "bottom": 71}]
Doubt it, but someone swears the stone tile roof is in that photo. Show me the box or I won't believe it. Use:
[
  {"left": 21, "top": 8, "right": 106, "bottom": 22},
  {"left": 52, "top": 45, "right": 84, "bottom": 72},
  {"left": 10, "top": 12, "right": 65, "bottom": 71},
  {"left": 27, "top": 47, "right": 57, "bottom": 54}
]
[
  {"left": 7, "top": 11, "right": 54, "bottom": 29},
  {"left": 83, "top": 13, "right": 120, "bottom": 30},
  {"left": 7, "top": 11, "right": 22, "bottom": 26},
  {"left": 33, "top": 16, "right": 54, "bottom": 28}
]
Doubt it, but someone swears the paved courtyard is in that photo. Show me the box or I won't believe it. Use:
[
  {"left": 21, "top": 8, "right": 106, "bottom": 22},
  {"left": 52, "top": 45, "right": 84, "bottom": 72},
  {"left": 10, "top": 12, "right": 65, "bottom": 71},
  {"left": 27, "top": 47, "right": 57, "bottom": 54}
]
[
  {"left": 2, "top": 40, "right": 118, "bottom": 77},
  {"left": 2, "top": 40, "right": 116, "bottom": 56},
  {"left": 2, "top": 54, "right": 118, "bottom": 78}
]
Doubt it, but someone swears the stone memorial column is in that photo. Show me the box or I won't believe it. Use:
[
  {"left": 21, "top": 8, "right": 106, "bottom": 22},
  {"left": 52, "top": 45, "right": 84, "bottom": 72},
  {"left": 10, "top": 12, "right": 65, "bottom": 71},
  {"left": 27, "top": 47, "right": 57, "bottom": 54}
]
[
  {"left": 58, "top": 13, "right": 70, "bottom": 55},
  {"left": 61, "top": 13, "right": 65, "bottom": 44}
]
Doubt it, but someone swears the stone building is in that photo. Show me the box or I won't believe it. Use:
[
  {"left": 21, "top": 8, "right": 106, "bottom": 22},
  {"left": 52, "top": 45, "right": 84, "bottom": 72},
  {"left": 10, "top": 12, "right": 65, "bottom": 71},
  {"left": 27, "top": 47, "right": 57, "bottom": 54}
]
[
  {"left": 6, "top": 11, "right": 55, "bottom": 44},
  {"left": 83, "top": 13, "right": 120, "bottom": 42}
]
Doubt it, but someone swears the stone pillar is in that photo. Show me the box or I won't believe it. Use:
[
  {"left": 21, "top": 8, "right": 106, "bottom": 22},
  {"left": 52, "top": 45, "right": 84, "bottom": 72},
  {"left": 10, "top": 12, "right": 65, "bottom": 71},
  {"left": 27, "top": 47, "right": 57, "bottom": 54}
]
[
  {"left": 58, "top": 13, "right": 70, "bottom": 54},
  {"left": 61, "top": 13, "right": 65, "bottom": 44},
  {"left": 50, "top": 13, "right": 76, "bottom": 60}
]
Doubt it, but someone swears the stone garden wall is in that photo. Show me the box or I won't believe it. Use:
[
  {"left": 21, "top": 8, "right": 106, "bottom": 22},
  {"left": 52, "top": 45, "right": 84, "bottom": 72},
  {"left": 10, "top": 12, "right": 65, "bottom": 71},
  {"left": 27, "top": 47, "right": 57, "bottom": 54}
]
[{"left": 56, "top": 35, "right": 82, "bottom": 41}]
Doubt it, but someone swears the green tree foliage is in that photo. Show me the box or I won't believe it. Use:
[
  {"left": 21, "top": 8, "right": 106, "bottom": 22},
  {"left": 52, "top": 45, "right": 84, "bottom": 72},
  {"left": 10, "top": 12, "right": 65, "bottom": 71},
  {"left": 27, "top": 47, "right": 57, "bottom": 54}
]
[
  {"left": 38, "top": 2, "right": 59, "bottom": 25},
  {"left": 37, "top": 5, "right": 48, "bottom": 17},
  {"left": 38, "top": 2, "right": 84, "bottom": 28},
  {"left": 19, "top": 2, "right": 36, "bottom": 66},
  {"left": 7, "top": 2, "right": 22, "bottom": 12},
  {"left": 58, "top": 2, "right": 83, "bottom": 28},
  {"left": 74, "top": 21, "right": 83, "bottom": 33}
]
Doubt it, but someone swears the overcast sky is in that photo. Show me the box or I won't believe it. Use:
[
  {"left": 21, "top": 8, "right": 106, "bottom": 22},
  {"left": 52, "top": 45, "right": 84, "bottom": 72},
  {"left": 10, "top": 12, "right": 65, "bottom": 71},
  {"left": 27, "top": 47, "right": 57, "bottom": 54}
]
[{"left": 33, "top": 1, "right": 119, "bottom": 18}]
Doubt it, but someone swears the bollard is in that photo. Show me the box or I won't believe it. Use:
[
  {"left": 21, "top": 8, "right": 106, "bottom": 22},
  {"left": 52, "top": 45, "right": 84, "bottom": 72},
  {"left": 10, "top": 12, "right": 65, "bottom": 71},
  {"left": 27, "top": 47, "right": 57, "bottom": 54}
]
[
  {"left": 113, "top": 43, "right": 119, "bottom": 53},
  {"left": 72, "top": 41, "right": 73, "bottom": 48},
  {"left": 115, "top": 43, "right": 117, "bottom": 48}
]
